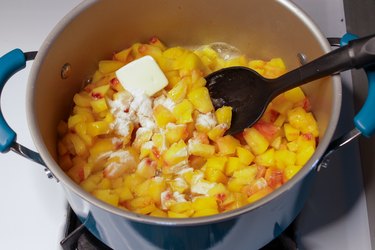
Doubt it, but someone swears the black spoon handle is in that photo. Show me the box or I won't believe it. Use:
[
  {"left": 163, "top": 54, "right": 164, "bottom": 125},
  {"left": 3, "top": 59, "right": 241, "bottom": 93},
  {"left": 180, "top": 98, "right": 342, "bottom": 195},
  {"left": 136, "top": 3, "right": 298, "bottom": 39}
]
[{"left": 272, "top": 34, "right": 375, "bottom": 94}]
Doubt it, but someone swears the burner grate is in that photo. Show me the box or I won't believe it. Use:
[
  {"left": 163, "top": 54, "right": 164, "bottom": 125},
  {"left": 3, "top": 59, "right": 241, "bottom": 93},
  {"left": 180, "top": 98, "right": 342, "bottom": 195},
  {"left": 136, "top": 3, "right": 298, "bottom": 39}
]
[{"left": 60, "top": 207, "right": 112, "bottom": 250}]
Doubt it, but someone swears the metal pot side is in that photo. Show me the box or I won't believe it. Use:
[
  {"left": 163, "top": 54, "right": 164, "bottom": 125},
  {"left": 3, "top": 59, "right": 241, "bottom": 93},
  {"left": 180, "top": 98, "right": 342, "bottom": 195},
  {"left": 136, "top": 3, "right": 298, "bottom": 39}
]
[{"left": 26, "top": 0, "right": 342, "bottom": 249}]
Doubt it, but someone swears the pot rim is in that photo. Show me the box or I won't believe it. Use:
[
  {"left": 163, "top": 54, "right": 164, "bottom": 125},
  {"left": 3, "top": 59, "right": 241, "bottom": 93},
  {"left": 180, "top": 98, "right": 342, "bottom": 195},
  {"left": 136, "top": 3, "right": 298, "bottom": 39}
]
[{"left": 26, "top": 0, "right": 342, "bottom": 226}]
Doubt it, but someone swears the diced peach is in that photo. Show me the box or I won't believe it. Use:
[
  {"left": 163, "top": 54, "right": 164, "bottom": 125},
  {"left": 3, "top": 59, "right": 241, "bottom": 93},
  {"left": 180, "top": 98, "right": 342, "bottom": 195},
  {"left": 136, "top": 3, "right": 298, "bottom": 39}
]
[
  {"left": 225, "top": 157, "right": 246, "bottom": 176},
  {"left": 284, "top": 165, "right": 303, "bottom": 181},
  {"left": 188, "top": 155, "right": 206, "bottom": 169},
  {"left": 91, "top": 70, "right": 104, "bottom": 83},
  {"left": 153, "top": 104, "right": 176, "bottom": 128},
  {"left": 97, "top": 178, "right": 112, "bottom": 189},
  {"left": 253, "top": 121, "right": 280, "bottom": 142},
  {"left": 254, "top": 148, "right": 275, "bottom": 167},
  {"left": 192, "top": 196, "right": 218, "bottom": 211},
  {"left": 89, "top": 138, "right": 115, "bottom": 160},
  {"left": 80, "top": 172, "right": 103, "bottom": 192},
  {"left": 192, "top": 208, "right": 218, "bottom": 217},
  {"left": 126, "top": 196, "right": 154, "bottom": 210},
  {"left": 207, "top": 124, "right": 228, "bottom": 141},
  {"left": 216, "top": 135, "right": 240, "bottom": 155},
  {"left": 215, "top": 106, "right": 232, "bottom": 126},
  {"left": 287, "top": 107, "right": 319, "bottom": 137},
  {"left": 132, "top": 128, "right": 153, "bottom": 150},
  {"left": 67, "top": 163, "right": 85, "bottom": 183},
  {"left": 265, "top": 168, "right": 284, "bottom": 189},
  {"left": 59, "top": 154, "right": 72, "bottom": 171},
  {"left": 271, "top": 95, "right": 294, "bottom": 115},
  {"left": 90, "top": 98, "right": 108, "bottom": 113},
  {"left": 241, "top": 177, "right": 268, "bottom": 197},
  {"left": 188, "top": 139, "right": 215, "bottom": 158},
  {"left": 296, "top": 145, "right": 315, "bottom": 166},
  {"left": 263, "top": 58, "right": 287, "bottom": 78},
  {"left": 150, "top": 208, "right": 168, "bottom": 218},
  {"left": 123, "top": 174, "right": 146, "bottom": 193},
  {"left": 275, "top": 149, "right": 297, "bottom": 169},
  {"left": 165, "top": 123, "right": 188, "bottom": 144},
  {"left": 169, "top": 201, "right": 193, "bottom": 214},
  {"left": 168, "top": 78, "right": 188, "bottom": 103},
  {"left": 162, "top": 140, "right": 188, "bottom": 166},
  {"left": 205, "top": 167, "right": 228, "bottom": 184},
  {"left": 73, "top": 92, "right": 92, "bottom": 108},
  {"left": 66, "top": 133, "right": 87, "bottom": 156},
  {"left": 223, "top": 193, "right": 248, "bottom": 211},
  {"left": 148, "top": 36, "right": 167, "bottom": 51},
  {"left": 136, "top": 158, "right": 157, "bottom": 179},
  {"left": 98, "top": 60, "right": 125, "bottom": 74},
  {"left": 243, "top": 128, "right": 269, "bottom": 155},
  {"left": 93, "top": 189, "right": 119, "bottom": 207},
  {"left": 91, "top": 84, "right": 110, "bottom": 99},
  {"left": 283, "top": 87, "right": 306, "bottom": 103},
  {"left": 187, "top": 87, "right": 214, "bottom": 113},
  {"left": 86, "top": 121, "right": 110, "bottom": 137},
  {"left": 68, "top": 113, "right": 94, "bottom": 129},
  {"left": 203, "top": 156, "right": 227, "bottom": 172},
  {"left": 173, "top": 99, "right": 194, "bottom": 124},
  {"left": 74, "top": 123, "right": 93, "bottom": 146},
  {"left": 225, "top": 55, "right": 248, "bottom": 67},
  {"left": 113, "top": 47, "right": 132, "bottom": 63},
  {"left": 115, "top": 186, "right": 134, "bottom": 202},
  {"left": 247, "top": 186, "right": 273, "bottom": 204},
  {"left": 236, "top": 147, "right": 254, "bottom": 165},
  {"left": 57, "top": 121, "right": 68, "bottom": 137},
  {"left": 284, "top": 123, "right": 300, "bottom": 141}
]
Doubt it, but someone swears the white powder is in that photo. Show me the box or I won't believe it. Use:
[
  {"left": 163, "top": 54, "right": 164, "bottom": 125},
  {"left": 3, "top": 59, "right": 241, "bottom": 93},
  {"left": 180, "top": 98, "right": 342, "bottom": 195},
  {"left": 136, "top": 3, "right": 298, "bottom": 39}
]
[
  {"left": 160, "top": 189, "right": 187, "bottom": 210},
  {"left": 130, "top": 91, "right": 156, "bottom": 130},
  {"left": 173, "top": 177, "right": 188, "bottom": 191},
  {"left": 190, "top": 171, "right": 215, "bottom": 195},
  {"left": 195, "top": 112, "right": 217, "bottom": 130},
  {"left": 173, "top": 191, "right": 187, "bottom": 203},
  {"left": 165, "top": 160, "right": 189, "bottom": 174},
  {"left": 154, "top": 95, "right": 176, "bottom": 111},
  {"left": 108, "top": 91, "right": 133, "bottom": 114},
  {"left": 104, "top": 150, "right": 136, "bottom": 177}
]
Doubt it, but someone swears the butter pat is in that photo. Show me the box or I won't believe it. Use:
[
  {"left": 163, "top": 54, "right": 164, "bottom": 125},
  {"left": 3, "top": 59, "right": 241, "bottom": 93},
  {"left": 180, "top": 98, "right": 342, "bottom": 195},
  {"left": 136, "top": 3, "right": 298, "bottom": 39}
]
[{"left": 115, "top": 55, "right": 168, "bottom": 96}]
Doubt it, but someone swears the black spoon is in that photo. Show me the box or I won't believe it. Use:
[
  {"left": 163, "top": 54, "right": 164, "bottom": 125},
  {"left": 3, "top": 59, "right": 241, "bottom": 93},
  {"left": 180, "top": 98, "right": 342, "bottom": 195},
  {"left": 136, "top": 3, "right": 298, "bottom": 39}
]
[{"left": 206, "top": 34, "right": 375, "bottom": 135}]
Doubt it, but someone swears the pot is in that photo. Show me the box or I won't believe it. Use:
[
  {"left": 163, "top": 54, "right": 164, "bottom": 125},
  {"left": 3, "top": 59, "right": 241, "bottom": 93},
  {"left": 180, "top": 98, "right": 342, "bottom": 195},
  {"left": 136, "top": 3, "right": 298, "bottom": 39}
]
[{"left": 0, "top": 0, "right": 374, "bottom": 249}]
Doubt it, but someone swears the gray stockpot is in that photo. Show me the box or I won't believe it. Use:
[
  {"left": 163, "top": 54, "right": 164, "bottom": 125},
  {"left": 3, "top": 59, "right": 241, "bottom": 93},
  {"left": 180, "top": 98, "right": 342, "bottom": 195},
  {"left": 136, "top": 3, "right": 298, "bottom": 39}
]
[{"left": 0, "top": 0, "right": 346, "bottom": 249}]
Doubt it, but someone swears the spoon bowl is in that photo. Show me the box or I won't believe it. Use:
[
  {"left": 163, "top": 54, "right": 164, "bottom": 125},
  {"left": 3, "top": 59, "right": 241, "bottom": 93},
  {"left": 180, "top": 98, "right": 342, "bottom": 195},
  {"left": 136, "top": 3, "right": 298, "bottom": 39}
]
[{"left": 206, "top": 34, "right": 375, "bottom": 135}]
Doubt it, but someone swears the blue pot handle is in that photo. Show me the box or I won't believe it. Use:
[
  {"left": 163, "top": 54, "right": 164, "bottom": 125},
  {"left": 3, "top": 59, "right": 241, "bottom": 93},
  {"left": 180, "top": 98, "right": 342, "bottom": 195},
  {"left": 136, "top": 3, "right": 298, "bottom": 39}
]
[
  {"left": 0, "top": 49, "right": 49, "bottom": 173},
  {"left": 0, "top": 49, "right": 26, "bottom": 153},
  {"left": 340, "top": 33, "right": 375, "bottom": 137}
]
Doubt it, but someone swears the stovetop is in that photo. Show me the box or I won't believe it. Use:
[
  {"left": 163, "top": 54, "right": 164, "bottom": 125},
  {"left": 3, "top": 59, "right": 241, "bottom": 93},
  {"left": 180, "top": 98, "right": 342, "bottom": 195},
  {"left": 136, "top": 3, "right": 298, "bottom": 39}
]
[{"left": 0, "top": 0, "right": 372, "bottom": 249}]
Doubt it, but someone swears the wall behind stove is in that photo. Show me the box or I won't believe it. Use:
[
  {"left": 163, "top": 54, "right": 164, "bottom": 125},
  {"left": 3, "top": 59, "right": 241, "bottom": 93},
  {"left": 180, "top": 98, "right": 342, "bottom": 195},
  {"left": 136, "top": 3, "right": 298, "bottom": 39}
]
[{"left": 343, "top": 0, "right": 375, "bottom": 249}]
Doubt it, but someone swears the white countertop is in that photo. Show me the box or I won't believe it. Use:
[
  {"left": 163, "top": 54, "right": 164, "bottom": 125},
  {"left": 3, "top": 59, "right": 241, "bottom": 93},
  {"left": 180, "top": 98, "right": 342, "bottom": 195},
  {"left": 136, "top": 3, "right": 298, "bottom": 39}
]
[
  {"left": 0, "top": 1, "right": 79, "bottom": 250},
  {"left": 0, "top": 1, "right": 371, "bottom": 250}
]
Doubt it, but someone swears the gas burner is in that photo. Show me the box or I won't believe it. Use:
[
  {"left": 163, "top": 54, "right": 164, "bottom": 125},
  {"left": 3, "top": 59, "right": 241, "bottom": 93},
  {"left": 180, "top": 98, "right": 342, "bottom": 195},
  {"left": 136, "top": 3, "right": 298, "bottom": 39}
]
[
  {"left": 61, "top": 208, "right": 112, "bottom": 250},
  {"left": 60, "top": 207, "right": 297, "bottom": 250}
]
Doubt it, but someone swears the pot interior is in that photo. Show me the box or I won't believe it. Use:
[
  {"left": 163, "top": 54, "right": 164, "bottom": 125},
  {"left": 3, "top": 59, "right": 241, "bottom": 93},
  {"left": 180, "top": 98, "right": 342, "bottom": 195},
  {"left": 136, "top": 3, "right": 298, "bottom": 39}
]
[{"left": 28, "top": 0, "right": 341, "bottom": 218}]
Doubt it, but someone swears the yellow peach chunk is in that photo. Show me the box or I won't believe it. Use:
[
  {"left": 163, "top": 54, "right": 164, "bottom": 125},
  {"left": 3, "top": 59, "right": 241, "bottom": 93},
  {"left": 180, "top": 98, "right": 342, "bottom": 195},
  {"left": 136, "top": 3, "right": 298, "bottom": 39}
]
[
  {"left": 215, "top": 106, "right": 233, "bottom": 126},
  {"left": 187, "top": 87, "right": 214, "bottom": 113},
  {"left": 216, "top": 135, "right": 240, "bottom": 155},
  {"left": 173, "top": 99, "right": 194, "bottom": 124},
  {"left": 236, "top": 147, "right": 254, "bottom": 165},
  {"left": 153, "top": 105, "right": 176, "bottom": 128},
  {"left": 243, "top": 128, "right": 269, "bottom": 155}
]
